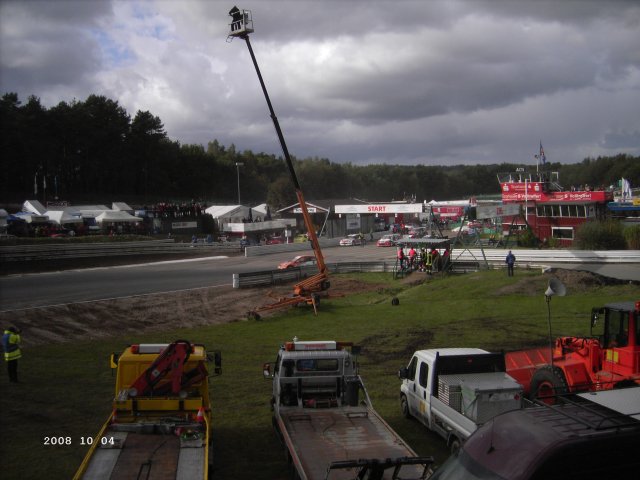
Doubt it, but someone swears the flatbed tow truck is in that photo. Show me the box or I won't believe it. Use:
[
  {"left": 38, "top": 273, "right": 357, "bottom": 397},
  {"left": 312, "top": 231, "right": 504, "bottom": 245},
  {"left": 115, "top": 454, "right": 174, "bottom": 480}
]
[
  {"left": 73, "top": 340, "right": 221, "bottom": 480},
  {"left": 263, "top": 339, "right": 434, "bottom": 479}
]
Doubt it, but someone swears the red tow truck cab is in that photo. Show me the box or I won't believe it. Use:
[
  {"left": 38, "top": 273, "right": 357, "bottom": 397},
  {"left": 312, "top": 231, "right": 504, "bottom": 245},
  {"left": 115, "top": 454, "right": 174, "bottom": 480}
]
[{"left": 506, "top": 301, "right": 640, "bottom": 398}]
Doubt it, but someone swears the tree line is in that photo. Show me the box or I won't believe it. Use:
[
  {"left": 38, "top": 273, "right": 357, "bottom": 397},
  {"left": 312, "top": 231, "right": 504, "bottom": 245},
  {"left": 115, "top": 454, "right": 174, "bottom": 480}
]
[{"left": 1, "top": 93, "right": 638, "bottom": 210}]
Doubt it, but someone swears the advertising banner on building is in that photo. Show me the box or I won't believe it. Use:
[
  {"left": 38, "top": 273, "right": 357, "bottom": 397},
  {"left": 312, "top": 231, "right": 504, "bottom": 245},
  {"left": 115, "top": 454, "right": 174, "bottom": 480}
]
[
  {"left": 346, "top": 214, "right": 361, "bottom": 230},
  {"left": 476, "top": 203, "right": 520, "bottom": 219},
  {"left": 335, "top": 203, "right": 423, "bottom": 214}
]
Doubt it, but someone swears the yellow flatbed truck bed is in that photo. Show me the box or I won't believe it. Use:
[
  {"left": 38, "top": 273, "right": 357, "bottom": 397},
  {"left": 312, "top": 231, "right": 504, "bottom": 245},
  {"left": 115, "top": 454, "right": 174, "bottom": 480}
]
[{"left": 74, "top": 342, "right": 218, "bottom": 480}]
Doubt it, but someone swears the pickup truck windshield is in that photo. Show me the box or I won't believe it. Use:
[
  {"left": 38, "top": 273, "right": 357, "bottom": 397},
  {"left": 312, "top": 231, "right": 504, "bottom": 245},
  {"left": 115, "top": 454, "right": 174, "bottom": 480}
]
[{"left": 429, "top": 450, "right": 505, "bottom": 480}]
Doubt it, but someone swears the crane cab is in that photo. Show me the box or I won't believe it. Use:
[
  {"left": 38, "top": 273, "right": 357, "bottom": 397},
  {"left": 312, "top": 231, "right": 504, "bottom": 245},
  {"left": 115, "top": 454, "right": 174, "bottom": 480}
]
[{"left": 228, "top": 6, "right": 254, "bottom": 37}]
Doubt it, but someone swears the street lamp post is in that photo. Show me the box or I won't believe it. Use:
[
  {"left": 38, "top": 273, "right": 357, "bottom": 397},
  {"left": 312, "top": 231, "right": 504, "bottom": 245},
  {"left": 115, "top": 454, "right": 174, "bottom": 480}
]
[{"left": 235, "top": 162, "right": 244, "bottom": 204}]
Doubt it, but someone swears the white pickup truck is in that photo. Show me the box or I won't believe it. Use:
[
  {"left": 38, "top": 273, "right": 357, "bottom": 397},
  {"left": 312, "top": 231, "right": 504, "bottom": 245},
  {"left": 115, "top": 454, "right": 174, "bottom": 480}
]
[{"left": 399, "top": 348, "right": 523, "bottom": 453}]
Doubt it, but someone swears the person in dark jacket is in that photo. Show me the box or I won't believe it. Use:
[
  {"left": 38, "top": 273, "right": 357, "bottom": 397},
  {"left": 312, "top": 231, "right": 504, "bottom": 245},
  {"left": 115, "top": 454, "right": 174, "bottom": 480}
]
[{"left": 505, "top": 250, "right": 516, "bottom": 276}]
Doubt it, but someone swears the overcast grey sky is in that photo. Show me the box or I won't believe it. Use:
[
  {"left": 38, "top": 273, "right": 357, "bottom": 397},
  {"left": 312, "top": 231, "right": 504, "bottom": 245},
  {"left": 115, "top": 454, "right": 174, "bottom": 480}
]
[{"left": 1, "top": 0, "right": 639, "bottom": 167}]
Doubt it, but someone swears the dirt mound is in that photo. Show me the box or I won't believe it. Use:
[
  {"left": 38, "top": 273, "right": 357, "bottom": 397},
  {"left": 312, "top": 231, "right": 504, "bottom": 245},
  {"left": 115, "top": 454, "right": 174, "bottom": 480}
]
[
  {"left": 1, "top": 268, "right": 627, "bottom": 347},
  {"left": 494, "top": 268, "right": 620, "bottom": 296},
  {"left": 2, "top": 276, "right": 387, "bottom": 347}
]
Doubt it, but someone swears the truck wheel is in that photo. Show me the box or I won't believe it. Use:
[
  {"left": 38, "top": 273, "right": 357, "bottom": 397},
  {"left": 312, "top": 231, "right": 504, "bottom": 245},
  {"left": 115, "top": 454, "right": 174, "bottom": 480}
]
[
  {"left": 449, "top": 437, "right": 461, "bottom": 455},
  {"left": 613, "top": 379, "right": 636, "bottom": 389},
  {"left": 529, "top": 365, "right": 568, "bottom": 402},
  {"left": 400, "top": 394, "right": 411, "bottom": 419}
]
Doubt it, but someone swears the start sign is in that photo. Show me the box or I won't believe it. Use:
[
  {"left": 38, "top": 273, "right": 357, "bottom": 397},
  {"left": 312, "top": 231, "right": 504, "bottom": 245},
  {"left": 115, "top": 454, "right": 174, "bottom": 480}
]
[
  {"left": 367, "top": 205, "right": 387, "bottom": 212},
  {"left": 335, "top": 203, "right": 423, "bottom": 214}
]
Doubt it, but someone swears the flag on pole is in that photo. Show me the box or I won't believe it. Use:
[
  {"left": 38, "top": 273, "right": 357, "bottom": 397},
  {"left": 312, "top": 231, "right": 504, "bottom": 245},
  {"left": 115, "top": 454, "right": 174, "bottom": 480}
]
[
  {"left": 539, "top": 141, "right": 546, "bottom": 165},
  {"left": 621, "top": 178, "right": 632, "bottom": 201},
  {"left": 34, "top": 173, "right": 38, "bottom": 195}
]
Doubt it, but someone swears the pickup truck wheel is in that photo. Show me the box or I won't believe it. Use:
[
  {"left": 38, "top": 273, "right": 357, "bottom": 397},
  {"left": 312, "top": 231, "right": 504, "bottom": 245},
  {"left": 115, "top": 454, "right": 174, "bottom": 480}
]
[
  {"left": 400, "top": 394, "right": 411, "bottom": 419},
  {"left": 449, "top": 437, "right": 461, "bottom": 455},
  {"left": 530, "top": 365, "right": 568, "bottom": 403}
]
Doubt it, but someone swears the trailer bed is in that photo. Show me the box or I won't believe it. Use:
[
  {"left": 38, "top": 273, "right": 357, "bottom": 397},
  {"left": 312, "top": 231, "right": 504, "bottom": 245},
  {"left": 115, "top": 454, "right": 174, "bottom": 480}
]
[
  {"left": 278, "top": 405, "right": 426, "bottom": 480},
  {"left": 80, "top": 425, "right": 206, "bottom": 480}
]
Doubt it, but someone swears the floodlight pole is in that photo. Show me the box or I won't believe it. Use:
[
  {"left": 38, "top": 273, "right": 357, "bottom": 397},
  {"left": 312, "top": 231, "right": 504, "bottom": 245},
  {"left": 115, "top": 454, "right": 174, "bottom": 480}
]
[{"left": 235, "top": 162, "right": 244, "bottom": 204}]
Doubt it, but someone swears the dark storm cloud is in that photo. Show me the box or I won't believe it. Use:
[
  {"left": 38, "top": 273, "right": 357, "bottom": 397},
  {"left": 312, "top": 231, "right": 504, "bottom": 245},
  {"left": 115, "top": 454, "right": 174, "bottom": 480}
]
[
  {"left": 1, "top": 0, "right": 639, "bottom": 166},
  {"left": 0, "top": 0, "right": 113, "bottom": 98}
]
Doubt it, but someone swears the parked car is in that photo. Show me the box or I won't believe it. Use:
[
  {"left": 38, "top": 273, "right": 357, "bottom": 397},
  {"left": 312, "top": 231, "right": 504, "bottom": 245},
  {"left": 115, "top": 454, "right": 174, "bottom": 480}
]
[
  {"left": 240, "top": 237, "right": 262, "bottom": 250},
  {"left": 339, "top": 234, "right": 362, "bottom": 246},
  {"left": 277, "top": 255, "right": 317, "bottom": 270},
  {"left": 377, "top": 233, "right": 401, "bottom": 247},
  {"left": 266, "top": 236, "right": 285, "bottom": 245},
  {"left": 407, "top": 226, "right": 426, "bottom": 237}
]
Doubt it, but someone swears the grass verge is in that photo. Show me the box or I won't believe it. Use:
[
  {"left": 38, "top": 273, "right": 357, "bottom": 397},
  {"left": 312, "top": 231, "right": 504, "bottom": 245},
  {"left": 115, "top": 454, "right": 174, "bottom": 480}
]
[{"left": 1, "top": 269, "right": 637, "bottom": 479}]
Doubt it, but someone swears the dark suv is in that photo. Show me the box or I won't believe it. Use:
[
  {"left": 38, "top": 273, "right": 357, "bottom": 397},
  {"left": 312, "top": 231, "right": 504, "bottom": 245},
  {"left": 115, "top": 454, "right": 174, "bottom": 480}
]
[{"left": 428, "top": 387, "right": 640, "bottom": 480}]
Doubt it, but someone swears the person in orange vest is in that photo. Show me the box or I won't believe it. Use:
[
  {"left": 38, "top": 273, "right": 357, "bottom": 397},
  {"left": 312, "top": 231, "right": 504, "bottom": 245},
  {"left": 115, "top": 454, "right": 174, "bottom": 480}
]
[
  {"left": 408, "top": 247, "right": 416, "bottom": 270},
  {"left": 2, "top": 326, "right": 22, "bottom": 383},
  {"left": 397, "top": 247, "right": 406, "bottom": 270}
]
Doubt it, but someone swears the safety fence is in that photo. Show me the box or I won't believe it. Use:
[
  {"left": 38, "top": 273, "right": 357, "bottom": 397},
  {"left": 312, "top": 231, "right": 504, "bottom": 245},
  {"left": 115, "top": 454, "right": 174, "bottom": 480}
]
[
  {"left": 0, "top": 239, "right": 241, "bottom": 262},
  {"left": 232, "top": 260, "right": 488, "bottom": 288},
  {"left": 231, "top": 249, "right": 640, "bottom": 288},
  {"left": 450, "top": 249, "right": 640, "bottom": 264}
]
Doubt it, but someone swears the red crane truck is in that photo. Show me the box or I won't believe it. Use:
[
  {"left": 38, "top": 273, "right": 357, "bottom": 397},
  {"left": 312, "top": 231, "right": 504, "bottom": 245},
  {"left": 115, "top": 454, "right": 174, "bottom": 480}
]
[{"left": 506, "top": 300, "right": 640, "bottom": 399}]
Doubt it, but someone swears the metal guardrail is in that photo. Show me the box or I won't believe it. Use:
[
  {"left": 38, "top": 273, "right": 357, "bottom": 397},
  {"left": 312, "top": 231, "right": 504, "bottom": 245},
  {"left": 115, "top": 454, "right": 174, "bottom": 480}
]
[
  {"left": 232, "top": 249, "right": 640, "bottom": 288},
  {"left": 451, "top": 249, "right": 640, "bottom": 264},
  {"left": 0, "top": 239, "right": 242, "bottom": 262},
  {"left": 243, "top": 237, "right": 343, "bottom": 256},
  {"left": 232, "top": 260, "right": 483, "bottom": 288},
  {"left": 2, "top": 240, "right": 638, "bottom": 287}
]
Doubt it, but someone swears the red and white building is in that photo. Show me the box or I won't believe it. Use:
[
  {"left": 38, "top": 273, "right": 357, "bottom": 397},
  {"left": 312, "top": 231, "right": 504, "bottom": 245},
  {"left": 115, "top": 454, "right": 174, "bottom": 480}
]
[{"left": 498, "top": 172, "right": 613, "bottom": 246}]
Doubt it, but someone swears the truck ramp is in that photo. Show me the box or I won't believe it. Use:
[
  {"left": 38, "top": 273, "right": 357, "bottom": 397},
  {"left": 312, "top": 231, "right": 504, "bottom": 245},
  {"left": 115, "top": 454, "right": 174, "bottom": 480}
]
[
  {"left": 81, "top": 429, "right": 205, "bottom": 480},
  {"left": 280, "top": 406, "right": 426, "bottom": 480}
]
